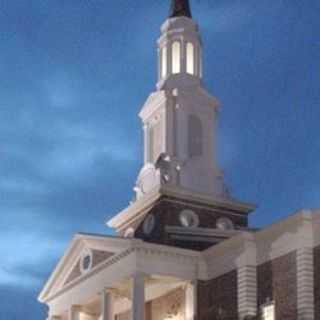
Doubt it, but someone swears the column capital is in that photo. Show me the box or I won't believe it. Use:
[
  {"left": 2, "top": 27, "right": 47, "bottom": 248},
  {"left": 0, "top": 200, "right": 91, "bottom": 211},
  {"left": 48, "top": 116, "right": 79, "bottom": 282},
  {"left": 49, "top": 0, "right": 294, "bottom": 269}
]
[{"left": 100, "top": 287, "right": 115, "bottom": 295}]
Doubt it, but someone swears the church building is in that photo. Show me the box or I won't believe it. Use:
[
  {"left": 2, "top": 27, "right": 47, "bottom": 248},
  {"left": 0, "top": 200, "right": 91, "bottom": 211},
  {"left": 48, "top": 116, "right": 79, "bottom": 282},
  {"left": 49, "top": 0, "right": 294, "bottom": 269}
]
[{"left": 39, "top": 1, "right": 320, "bottom": 320}]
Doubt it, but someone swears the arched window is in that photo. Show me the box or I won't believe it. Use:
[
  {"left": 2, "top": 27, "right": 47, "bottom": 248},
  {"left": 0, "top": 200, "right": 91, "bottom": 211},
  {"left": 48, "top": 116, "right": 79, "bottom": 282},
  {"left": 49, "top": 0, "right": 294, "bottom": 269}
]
[
  {"left": 186, "top": 42, "right": 195, "bottom": 75},
  {"left": 188, "top": 115, "right": 203, "bottom": 157},
  {"left": 161, "top": 47, "right": 167, "bottom": 78},
  {"left": 172, "top": 41, "right": 181, "bottom": 74}
]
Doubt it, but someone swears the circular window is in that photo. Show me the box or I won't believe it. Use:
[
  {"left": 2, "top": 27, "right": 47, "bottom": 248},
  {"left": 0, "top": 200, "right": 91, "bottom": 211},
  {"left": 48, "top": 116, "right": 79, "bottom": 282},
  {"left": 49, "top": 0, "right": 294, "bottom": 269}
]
[
  {"left": 216, "top": 217, "right": 234, "bottom": 231},
  {"left": 179, "top": 210, "right": 199, "bottom": 228},
  {"left": 80, "top": 249, "right": 93, "bottom": 274},
  {"left": 124, "top": 227, "right": 135, "bottom": 238},
  {"left": 143, "top": 214, "right": 156, "bottom": 235}
]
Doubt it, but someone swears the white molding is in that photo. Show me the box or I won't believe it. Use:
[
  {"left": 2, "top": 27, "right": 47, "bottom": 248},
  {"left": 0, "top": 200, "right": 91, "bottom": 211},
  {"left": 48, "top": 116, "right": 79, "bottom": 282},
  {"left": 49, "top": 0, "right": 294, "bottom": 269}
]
[
  {"left": 238, "top": 266, "right": 257, "bottom": 319},
  {"left": 297, "top": 247, "right": 315, "bottom": 320},
  {"left": 165, "top": 225, "right": 241, "bottom": 238},
  {"left": 107, "top": 185, "right": 255, "bottom": 231}
]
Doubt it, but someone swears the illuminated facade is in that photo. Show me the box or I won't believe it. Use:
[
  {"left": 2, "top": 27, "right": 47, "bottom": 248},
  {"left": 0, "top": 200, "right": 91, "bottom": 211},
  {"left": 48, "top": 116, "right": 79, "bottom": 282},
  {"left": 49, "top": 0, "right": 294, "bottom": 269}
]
[{"left": 39, "top": 1, "right": 320, "bottom": 320}]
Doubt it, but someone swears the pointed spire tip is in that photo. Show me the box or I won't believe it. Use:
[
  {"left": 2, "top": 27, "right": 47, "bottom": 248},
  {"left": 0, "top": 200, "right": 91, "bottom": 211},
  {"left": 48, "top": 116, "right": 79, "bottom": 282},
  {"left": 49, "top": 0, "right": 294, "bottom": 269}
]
[{"left": 169, "top": 0, "right": 192, "bottom": 19}]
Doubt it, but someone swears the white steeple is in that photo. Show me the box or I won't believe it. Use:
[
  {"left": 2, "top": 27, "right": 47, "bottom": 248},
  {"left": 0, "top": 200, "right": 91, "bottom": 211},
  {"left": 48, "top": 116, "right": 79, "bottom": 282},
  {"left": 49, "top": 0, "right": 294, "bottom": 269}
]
[{"left": 134, "top": 1, "right": 228, "bottom": 201}]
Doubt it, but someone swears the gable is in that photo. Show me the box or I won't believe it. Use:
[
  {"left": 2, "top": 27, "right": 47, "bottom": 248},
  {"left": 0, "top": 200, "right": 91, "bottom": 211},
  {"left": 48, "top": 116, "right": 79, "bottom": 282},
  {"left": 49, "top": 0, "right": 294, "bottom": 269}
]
[
  {"left": 39, "top": 234, "right": 132, "bottom": 303},
  {"left": 64, "top": 250, "right": 114, "bottom": 286}
]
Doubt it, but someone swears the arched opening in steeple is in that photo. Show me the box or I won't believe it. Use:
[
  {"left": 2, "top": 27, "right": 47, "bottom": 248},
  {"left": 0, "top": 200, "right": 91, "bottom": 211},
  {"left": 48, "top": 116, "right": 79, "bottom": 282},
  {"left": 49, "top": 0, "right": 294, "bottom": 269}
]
[
  {"left": 172, "top": 41, "right": 181, "bottom": 74},
  {"left": 161, "top": 47, "right": 167, "bottom": 78},
  {"left": 186, "top": 42, "right": 195, "bottom": 75},
  {"left": 188, "top": 114, "right": 203, "bottom": 157}
]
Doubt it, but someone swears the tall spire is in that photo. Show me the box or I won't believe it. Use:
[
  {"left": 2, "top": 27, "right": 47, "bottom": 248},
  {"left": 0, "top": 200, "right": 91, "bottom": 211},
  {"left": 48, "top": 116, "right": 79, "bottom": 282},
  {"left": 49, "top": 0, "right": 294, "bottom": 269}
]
[{"left": 169, "top": 0, "right": 192, "bottom": 18}]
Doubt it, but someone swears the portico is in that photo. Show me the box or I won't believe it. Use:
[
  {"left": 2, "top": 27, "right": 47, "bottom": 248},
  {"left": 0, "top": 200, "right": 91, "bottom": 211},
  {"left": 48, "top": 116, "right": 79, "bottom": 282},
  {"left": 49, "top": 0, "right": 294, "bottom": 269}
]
[{"left": 41, "top": 234, "right": 200, "bottom": 320}]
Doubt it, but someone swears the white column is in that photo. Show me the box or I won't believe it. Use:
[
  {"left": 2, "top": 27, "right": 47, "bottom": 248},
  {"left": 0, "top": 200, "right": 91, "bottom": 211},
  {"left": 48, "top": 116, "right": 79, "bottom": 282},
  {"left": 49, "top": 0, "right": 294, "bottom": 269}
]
[
  {"left": 237, "top": 265, "right": 257, "bottom": 319},
  {"left": 297, "top": 247, "right": 315, "bottom": 320},
  {"left": 101, "top": 289, "right": 114, "bottom": 320},
  {"left": 69, "top": 305, "right": 80, "bottom": 320},
  {"left": 131, "top": 273, "right": 145, "bottom": 320},
  {"left": 185, "top": 281, "right": 197, "bottom": 320}
]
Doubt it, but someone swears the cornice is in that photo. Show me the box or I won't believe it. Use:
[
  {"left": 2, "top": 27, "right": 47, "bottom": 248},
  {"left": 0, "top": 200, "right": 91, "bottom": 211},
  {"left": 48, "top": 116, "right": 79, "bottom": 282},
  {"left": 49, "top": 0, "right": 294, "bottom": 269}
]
[{"left": 107, "top": 186, "right": 256, "bottom": 231}]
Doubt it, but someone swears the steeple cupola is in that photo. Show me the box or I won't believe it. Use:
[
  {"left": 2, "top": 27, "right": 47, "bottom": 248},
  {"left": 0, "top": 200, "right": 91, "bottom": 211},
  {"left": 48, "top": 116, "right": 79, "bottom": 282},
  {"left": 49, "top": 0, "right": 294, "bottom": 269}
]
[{"left": 157, "top": 0, "right": 202, "bottom": 90}]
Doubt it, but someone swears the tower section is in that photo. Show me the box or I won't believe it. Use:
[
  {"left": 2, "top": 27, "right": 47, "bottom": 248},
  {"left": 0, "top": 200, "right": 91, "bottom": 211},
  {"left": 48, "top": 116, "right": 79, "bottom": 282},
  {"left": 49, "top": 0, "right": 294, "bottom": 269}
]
[
  {"left": 108, "top": 1, "right": 255, "bottom": 250},
  {"left": 135, "top": 7, "right": 225, "bottom": 200}
]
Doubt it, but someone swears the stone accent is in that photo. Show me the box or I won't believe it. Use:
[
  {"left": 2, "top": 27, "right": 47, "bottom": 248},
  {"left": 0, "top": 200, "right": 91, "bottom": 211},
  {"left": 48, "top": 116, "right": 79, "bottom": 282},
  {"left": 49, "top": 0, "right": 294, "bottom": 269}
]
[
  {"left": 198, "top": 270, "right": 238, "bottom": 320},
  {"left": 313, "top": 246, "right": 320, "bottom": 319},
  {"left": 238, "top": 265, "right": 257, "bottom": 319},
  {"left": 296, "top": 247, "right": 314, "bottom": 319},
  {"left": 257, "top": 252, "right": 297, "bottom": 320}
]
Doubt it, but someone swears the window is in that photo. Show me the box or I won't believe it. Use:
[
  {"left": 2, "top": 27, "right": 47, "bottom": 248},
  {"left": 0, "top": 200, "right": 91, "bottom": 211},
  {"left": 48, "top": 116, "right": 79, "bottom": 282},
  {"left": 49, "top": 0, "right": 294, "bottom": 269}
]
[
  {"left": 186, "top": 42, "right": 195, "bottom": 75},
  {"left": 80, "top": 249, "right": 93, "bottom": 274},
  {"left": 188, "top": 115, "right": 203, "bottom": 157},
  {"left": 150, "top": 118, "right": 163, "bottom": 163},
  {"left": 261, "top": 303, "right": 275, "bottom": 320},
  {"left": 161, "top": 47, "right": 167, "bottom": 78},
  {"left": 172, "top": 41, "right": 181, "bottom": 74},
  {"left": 179, "top": 210, "right": 199, "bottom": 228}
]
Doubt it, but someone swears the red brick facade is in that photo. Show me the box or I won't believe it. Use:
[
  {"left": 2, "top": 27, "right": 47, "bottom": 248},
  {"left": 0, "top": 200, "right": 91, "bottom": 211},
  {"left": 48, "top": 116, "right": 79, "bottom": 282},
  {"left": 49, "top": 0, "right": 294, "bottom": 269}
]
[
  {"left": 314, "top": 245, "right": 320, "bottom": 319},
  {"left": 198, "top": 270, "right": 238, "bottom": 320},
  {"left": 257, "top": 252, "right": 297, "bottom": 320}
]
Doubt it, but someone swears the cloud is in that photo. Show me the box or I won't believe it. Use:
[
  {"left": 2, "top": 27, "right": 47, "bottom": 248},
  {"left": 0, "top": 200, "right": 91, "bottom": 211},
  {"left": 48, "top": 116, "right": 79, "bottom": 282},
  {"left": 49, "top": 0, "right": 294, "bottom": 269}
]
[{"left": 0, "top": 230, "right": 64, "bottom": 287}]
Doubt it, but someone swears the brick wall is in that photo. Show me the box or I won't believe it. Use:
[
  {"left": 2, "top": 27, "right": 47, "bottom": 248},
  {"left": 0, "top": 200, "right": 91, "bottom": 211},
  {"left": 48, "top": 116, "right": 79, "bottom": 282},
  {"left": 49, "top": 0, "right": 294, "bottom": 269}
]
[
  {"left": 198, "top": 270, "right": 238, "bottom": 320},
  {"left": 257, "top": 252, "right": 297, "bottom": 320},
  {"left": 314, "top": 246, "right": 320, "bottom": 319}
]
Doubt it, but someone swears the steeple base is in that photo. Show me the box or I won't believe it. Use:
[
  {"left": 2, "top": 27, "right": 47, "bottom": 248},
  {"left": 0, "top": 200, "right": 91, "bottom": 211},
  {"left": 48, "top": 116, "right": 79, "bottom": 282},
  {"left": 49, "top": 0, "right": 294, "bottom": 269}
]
[{"left": 107, "top": 186, "right": 256, "bottom": 251}]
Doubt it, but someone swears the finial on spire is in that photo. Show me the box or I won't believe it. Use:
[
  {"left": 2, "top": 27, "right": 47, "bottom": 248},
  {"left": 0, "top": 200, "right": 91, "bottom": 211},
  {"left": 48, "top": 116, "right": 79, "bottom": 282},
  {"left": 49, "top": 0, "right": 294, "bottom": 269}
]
[{"left": 169, "top": 0, "right": 192, "bottom": 18}]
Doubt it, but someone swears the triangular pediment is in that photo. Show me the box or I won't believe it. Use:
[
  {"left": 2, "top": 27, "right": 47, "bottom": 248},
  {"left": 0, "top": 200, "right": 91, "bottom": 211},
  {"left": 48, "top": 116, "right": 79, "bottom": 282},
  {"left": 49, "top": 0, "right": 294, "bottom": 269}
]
[
  {"left": 63, "top": 249, "right": 115, "bottom": 287},
  {"left": 39, "top": 233, "right": 132, "bottom": 303}
]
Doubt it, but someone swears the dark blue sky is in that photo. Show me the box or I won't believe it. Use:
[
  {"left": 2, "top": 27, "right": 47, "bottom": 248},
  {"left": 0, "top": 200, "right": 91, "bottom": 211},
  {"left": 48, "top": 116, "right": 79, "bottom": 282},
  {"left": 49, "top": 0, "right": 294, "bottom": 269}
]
[{"left": 0, "top": 0, "right": 319, "bottom": 319}]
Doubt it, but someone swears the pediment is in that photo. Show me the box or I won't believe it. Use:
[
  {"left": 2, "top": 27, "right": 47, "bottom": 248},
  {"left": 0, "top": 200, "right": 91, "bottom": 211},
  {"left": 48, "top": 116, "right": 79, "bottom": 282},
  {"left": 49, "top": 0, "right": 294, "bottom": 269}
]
[
  {"left": 39, "top": 233, "right": 131, "bottom": 303},
  {"left": 63, "top": 249, "right": 114, "bottom": 286}
]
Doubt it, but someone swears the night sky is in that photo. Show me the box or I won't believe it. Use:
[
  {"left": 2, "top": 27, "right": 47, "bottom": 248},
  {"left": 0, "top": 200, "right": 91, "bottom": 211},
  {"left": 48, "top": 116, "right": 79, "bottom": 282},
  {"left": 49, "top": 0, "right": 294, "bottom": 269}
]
[{"left": 0, "top": 0, "right": 319, "bottom": 319}]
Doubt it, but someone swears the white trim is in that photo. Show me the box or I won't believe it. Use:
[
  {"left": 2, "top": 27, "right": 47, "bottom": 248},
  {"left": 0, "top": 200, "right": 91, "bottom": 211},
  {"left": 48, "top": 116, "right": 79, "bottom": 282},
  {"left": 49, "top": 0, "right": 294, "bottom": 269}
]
[
  {"left": 166, "top": 225, "right": 241, "bottom": 238},
  {"left": 107, "top": 185, "right": 255, "bottom": 230},
  {"left": 238, "top": 265, "right": 257, "bottom": 319},
  {"left": 297, "top": 247, "right": 315, "bottom": 320}
]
